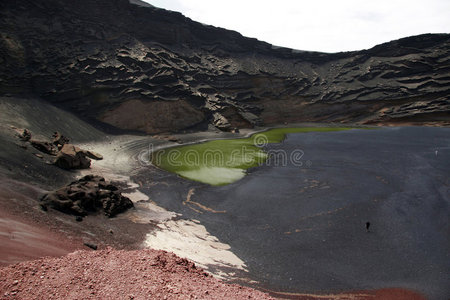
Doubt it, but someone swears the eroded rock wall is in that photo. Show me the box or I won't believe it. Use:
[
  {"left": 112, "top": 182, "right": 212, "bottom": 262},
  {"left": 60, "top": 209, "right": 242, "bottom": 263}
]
[{"left": 0, "top": 0, "right": 449, "bottom": 132}]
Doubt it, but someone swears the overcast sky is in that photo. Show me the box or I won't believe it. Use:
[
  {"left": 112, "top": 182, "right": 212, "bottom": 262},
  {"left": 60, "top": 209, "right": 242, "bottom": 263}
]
[{"left": 144, "top": 0, "right": 449, "bottom": 53}]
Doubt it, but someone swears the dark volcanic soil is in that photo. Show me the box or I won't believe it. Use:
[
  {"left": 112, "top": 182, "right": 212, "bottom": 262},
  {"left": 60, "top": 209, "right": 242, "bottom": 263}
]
[{"left": 0, "top": 248, "right": 274, "bottom": 299}]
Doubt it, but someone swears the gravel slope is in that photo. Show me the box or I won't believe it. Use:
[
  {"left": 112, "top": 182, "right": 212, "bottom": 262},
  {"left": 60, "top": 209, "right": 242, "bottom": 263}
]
[{"left": 0, "top": 248, "right": 274, "bottom": 299}]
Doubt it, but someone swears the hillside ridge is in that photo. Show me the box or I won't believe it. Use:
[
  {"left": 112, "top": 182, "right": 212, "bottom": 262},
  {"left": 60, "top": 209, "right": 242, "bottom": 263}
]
[{"left": 1, "top": 0, "right": 449, "bottom": 132}]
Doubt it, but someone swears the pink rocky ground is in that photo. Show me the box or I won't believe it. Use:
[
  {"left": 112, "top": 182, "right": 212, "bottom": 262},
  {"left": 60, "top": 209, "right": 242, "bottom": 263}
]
[{"left": 0, "top": 248, "right": 274, "bottom": 299}]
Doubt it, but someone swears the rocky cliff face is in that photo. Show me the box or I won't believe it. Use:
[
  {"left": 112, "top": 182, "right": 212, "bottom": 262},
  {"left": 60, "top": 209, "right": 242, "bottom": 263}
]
[{"left": 1, "top": 0, "right": 449, "bottom": 133}]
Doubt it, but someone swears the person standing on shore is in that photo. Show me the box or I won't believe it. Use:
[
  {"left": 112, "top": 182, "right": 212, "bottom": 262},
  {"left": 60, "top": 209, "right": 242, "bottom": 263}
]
[{"left": 366, "top": 222, "right": 371, "bottom": 232}]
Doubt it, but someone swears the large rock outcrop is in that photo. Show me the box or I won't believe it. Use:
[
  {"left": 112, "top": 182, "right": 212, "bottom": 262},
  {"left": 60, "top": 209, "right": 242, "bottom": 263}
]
[
  {"left": 0, "top": 0, "right": 449, "bottom": 131},
  {"left": 40, "top": 175, "right": 134, "bottom": 217},
  {"left": 16, "top": 129, "right": 103, "bottom": 169},
  {"left": 54, "top": 144, "right": 103, "bottom": 169}
]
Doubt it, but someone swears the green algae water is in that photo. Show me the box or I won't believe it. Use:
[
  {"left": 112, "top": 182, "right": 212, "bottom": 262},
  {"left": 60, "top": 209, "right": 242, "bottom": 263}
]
[{"left": 152, "top": 127, "right": 353, "bottom": 185}]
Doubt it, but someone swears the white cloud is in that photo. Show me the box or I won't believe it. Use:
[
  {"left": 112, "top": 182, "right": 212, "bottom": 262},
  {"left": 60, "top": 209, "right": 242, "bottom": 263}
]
[{"left": 144, "top": 0, "right": 450, "bottom": 52}]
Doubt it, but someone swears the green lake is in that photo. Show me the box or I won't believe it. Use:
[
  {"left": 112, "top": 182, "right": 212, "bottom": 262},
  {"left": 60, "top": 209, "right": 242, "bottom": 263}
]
[{"left": 152, "top": 127, "right": 354, "bottom": 185}]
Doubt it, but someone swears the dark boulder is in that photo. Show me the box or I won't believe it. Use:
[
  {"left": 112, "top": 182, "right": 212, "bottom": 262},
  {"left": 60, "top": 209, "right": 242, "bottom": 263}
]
[
  {"left": 54, "top": 144, "right": 92, "bottom": 169},
  {"left": 83, "top": 242, "right": 98, "bottom": 250},
  {"left": 40, "top": 175, "right": 133, "bottom": 217},
  {"left": 52, "top": 131, "right": 70, "bottom": 149},
  {"left": 20, "top": 129, "right": 32, "bottom": 141}
]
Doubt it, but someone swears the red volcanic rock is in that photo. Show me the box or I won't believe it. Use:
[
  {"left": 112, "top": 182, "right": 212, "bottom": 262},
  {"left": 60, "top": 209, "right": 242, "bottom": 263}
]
[{"left": 0, "top": 248, "right": 274, "bottom": 299}]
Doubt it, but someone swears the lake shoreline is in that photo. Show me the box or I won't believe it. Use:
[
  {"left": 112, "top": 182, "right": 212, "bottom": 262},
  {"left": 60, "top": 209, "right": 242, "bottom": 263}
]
[
  {"left": 129, "top": 126, "right": 449, "bottom": 299},
  {"left": 1, "top": 124, "right": 447, "bottom": 299}
]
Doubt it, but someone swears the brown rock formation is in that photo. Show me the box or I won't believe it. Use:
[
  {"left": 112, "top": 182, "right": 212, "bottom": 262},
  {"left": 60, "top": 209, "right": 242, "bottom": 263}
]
[
  {"left": 52, "top": 131, "right": 69, "bottom": 149},
  {"left": 40, "top": 175, "right": 134, "bottom": 217},
  {"left": 84, "top": 150, "right": 103, "bottom": 160},
  {"left": 55, "top": 144, "right": 93, "bottom": 169},
  {"left": 30, "top": 140, "right": 59, "bottom": 156},
  {"left": 16, "top": 129, "right": 103, "bottom": 170}
]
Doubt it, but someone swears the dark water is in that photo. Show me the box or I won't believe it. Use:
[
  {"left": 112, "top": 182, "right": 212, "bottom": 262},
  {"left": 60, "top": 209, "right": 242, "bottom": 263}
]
[{"left": 139, "top": 127, "right": 450, "bottom": 299}]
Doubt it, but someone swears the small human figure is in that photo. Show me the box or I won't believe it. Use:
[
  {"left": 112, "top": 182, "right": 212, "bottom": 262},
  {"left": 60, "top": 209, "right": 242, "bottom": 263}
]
[{"left": 366, "top": 222, "right": 371, "bottom": 233}]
